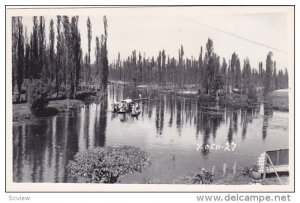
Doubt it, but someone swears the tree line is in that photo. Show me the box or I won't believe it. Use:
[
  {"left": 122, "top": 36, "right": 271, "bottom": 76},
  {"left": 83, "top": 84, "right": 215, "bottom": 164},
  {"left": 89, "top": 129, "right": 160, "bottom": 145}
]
[
  {"left": 109, "top": 38, "right": 289, "bottom": 96},
  {"left": 12, "top": 16, "right": 289, "bottom": 103},
  {"left": 12, "top": 16, "right": 108, "bottom": 102}
]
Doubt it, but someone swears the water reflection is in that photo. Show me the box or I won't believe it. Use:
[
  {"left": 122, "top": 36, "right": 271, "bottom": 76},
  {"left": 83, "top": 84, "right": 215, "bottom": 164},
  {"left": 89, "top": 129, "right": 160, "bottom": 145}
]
[
  {"left": 96, "top": 100, "right": 107, "bottom": 147},
  {"left": 155, "top": 95, "right": 165, "bottom": 136},
  {"left": 13, "top": 85, "right": 288, "bottom": 183},
  {"left": 240, "top": 108, "right": 257, "bottom": 140},
  {"left": 78, "top": 107, "right": 86, "bottom": 152},
  {"left": 263, "top": 102, "right": 273, "bottom": 140},
  {"left": 176, "top": 99, "right": 182, "bottom": 136},
  {"left": 168, "top": 95, "right": 174, "bottom": 127},
  {"left": 13, "top": 99, "right": 108, "bottom": 183}
]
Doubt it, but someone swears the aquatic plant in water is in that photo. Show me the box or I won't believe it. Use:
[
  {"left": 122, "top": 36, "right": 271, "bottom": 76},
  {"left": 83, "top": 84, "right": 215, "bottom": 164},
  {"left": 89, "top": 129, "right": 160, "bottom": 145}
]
[{"left": 67, "top": 146, "right": 150, "bottom": 183}]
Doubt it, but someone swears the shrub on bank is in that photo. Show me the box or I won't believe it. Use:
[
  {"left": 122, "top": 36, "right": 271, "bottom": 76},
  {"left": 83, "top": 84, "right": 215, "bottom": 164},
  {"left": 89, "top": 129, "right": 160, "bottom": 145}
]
[
  {"left": 246, "top": 85, "right": 258, "bottom": 106},
  {"left": 220, "top": 93, "right": 248, "bottom": 108},
  {"left": 27, "top": 79, "right": 53, "bottom": 115},
  {"left": 220, "top": 89, "right": 258, "bottom": 108},
  {"left": 67, "top": 146, "right": 150, "bottom": 183}
]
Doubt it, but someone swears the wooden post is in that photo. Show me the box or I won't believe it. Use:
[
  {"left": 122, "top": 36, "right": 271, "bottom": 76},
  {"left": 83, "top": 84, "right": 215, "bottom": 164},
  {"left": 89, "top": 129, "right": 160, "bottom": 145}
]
[
  {"left": 263, "top": 153, "right": 267, "bottom": 180},
  {"left": 223, "top": 164, "right": 227, "bottom": 176},
  {"left": 266, "top": 154, "right": 283, "bottom": 185},
  {"left": 211, "top": 166, "right": 215, "bottom": 176},
  {"left": 233, "top": 161, "right": 237, "bottom": 175},
  {"left": 277, "top": 151, "right": 280, "bottom": 166}
]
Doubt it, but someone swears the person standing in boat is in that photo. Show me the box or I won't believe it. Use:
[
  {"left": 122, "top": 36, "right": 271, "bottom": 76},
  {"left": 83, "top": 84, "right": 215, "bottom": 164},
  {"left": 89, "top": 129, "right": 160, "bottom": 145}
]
[{"left": 132, "top": 103, "right": 139, "bottom": 115}]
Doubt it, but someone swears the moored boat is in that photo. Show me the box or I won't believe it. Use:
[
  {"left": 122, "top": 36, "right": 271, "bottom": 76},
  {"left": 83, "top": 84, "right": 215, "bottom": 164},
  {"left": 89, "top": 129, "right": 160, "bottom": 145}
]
[
  {"left": 117, "top": 99, "right": 134, "bottom": 113},
  {"left": 112, "top": 98, "right": 142, "bottom": 116}
]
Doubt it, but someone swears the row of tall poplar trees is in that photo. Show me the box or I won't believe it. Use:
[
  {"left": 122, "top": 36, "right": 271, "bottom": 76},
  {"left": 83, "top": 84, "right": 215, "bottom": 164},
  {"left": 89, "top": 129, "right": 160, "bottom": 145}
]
[
  {"left": 109, "top": 38, "right": 288, "bottom": 96},
  {"left": 12, "top": 16, "right": 108, "bottom": 102}
]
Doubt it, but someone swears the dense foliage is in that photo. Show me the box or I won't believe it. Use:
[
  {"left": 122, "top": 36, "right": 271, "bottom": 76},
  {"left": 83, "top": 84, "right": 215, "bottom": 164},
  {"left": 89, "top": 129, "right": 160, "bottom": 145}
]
[
  {"left": 67, "top": 146, "right": 150, "bottom": 183},
  {"left": 27, "top": 79, "right": 52, "bottom": 115}
]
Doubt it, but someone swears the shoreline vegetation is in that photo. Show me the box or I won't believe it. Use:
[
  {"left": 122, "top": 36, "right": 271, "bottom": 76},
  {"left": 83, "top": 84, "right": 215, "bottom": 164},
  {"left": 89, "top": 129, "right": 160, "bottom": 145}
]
[
  {"left": 109, "top": 80, "right": 289, "bottom": 109},
  {"left": 12, "top": 82, "right": 289, "bottom": 123},
  {"left": 13, "top": 99, "right": 84, "bottom": 122}
]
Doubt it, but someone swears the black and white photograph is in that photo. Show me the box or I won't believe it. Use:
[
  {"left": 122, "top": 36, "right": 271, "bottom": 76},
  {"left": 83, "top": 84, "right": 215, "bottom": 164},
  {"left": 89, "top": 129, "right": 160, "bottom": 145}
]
[{"left": 6, "top": 6, "right": 294, "bottom": 192}]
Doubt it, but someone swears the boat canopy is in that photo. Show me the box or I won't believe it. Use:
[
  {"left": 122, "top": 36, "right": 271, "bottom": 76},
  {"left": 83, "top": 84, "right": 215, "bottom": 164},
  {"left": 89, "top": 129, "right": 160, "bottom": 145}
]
[{"left": 121, "top": 99, "right": 133, "bottom": 103}]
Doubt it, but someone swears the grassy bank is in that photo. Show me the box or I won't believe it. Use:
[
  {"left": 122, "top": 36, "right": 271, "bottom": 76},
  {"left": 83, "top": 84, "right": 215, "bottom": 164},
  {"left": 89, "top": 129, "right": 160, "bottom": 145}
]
[{"left": 13, "top": 99, "right": 84, "bottom": 122}]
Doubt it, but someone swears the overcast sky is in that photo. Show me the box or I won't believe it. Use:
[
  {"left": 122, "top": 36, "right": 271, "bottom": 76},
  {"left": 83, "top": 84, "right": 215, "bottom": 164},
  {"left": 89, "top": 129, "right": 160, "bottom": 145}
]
[{"left": 17, "top": 6, "right": 293, "bottom": 70}]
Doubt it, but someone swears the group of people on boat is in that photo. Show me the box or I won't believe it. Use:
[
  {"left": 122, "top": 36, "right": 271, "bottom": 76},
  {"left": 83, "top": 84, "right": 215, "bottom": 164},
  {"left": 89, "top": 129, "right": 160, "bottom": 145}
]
[{"left": 111, "top": 99, "right": 141, "bottom": 117}]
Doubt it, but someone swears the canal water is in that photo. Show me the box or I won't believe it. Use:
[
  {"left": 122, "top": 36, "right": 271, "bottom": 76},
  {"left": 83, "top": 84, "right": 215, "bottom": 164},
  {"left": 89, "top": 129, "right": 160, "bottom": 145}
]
[{"left": 13, "top": 85, "right": 289, "bottom": 183}]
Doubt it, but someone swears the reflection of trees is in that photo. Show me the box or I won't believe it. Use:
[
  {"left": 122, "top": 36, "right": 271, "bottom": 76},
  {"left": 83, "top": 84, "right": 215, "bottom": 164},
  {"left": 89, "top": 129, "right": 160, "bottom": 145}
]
[
  {"left": 176, "top": 99, "right": 182, "bottom": 136},
  {"left": 13, "top": 119, "right": 51, "bottom": 182},
  {"left": 63, "top": 111, "right": 77, "bottom": 182},
  {"left": 141, "top": 99, "right": 145, "bottom": 118},
  {"left": 160, "top": 96, "right": 165, "bottom": 135},
  {"left": 78, "top": 108, "right": 86, "bottom": 152},
  {"left": 13, "top": 99, "right": 109, "bottom": 183},
  {"left": 53, "top": 115, "right": 68, "bottom": 182},
  {"left": 195, "top": 110, "right": 223, "bottom": 137},
  {"left": 195, "top": 111, "right": 200, "bottom": 139},
  {"left": 147, "top": 98, "right": 153, "bottom": 119},
  {"left": 13, "top": 124, "right": 25, "bottom": 182},
  {"left": 212, "top": 114, "right": 223, "bottom": 139},
  {"left": 155, "top": 99, "right": 160, "bottom": 134},
  {"left": 227, "top": 115, "right": 233, "bottom": 144},
  {"left": 95, "top": 99, "right": 107, "bottom": 147},
  {"left": 144, "top": 93, "right": 155, "bottom": 119},
  {"left": 87, "top": 104, "right": 96, "bottom": 148},
  {"left": 155, "top": 94, "right": 165, "bottom": 135},
  {"left": 240, "top": 108, "right": 257, "bottom": 140},
  {"left": 225, "top": 109, "right": 238, "bottom": 144},
  {"left": 263, "top": 103, "right": 273, "bottom": 140},
  {"left": 31, "top": 120, "right": 51, "bottom": 182},
  {"left": 240, "top": 110, "right": 248, "bottom": 140},
  {"left": 225, "top": 106, "right": 261, "bottom": 142},
  {"left": 184, "top": 98, "right": 192, "bottom": 126},
  {"left": 201, "top": 113, "right": 211, "bottom": 156},
  {"left": 226, "top": 108, "right": 253, "bottom": 143},
  {"left": 168, "top": 95, "right": 174, "bottom": 127},
  {"left": 233, "top": 110, "right": 238, "bottom": 133},
  {"left": 194, "top": 101, "right": 224, "bottom": 156}
]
